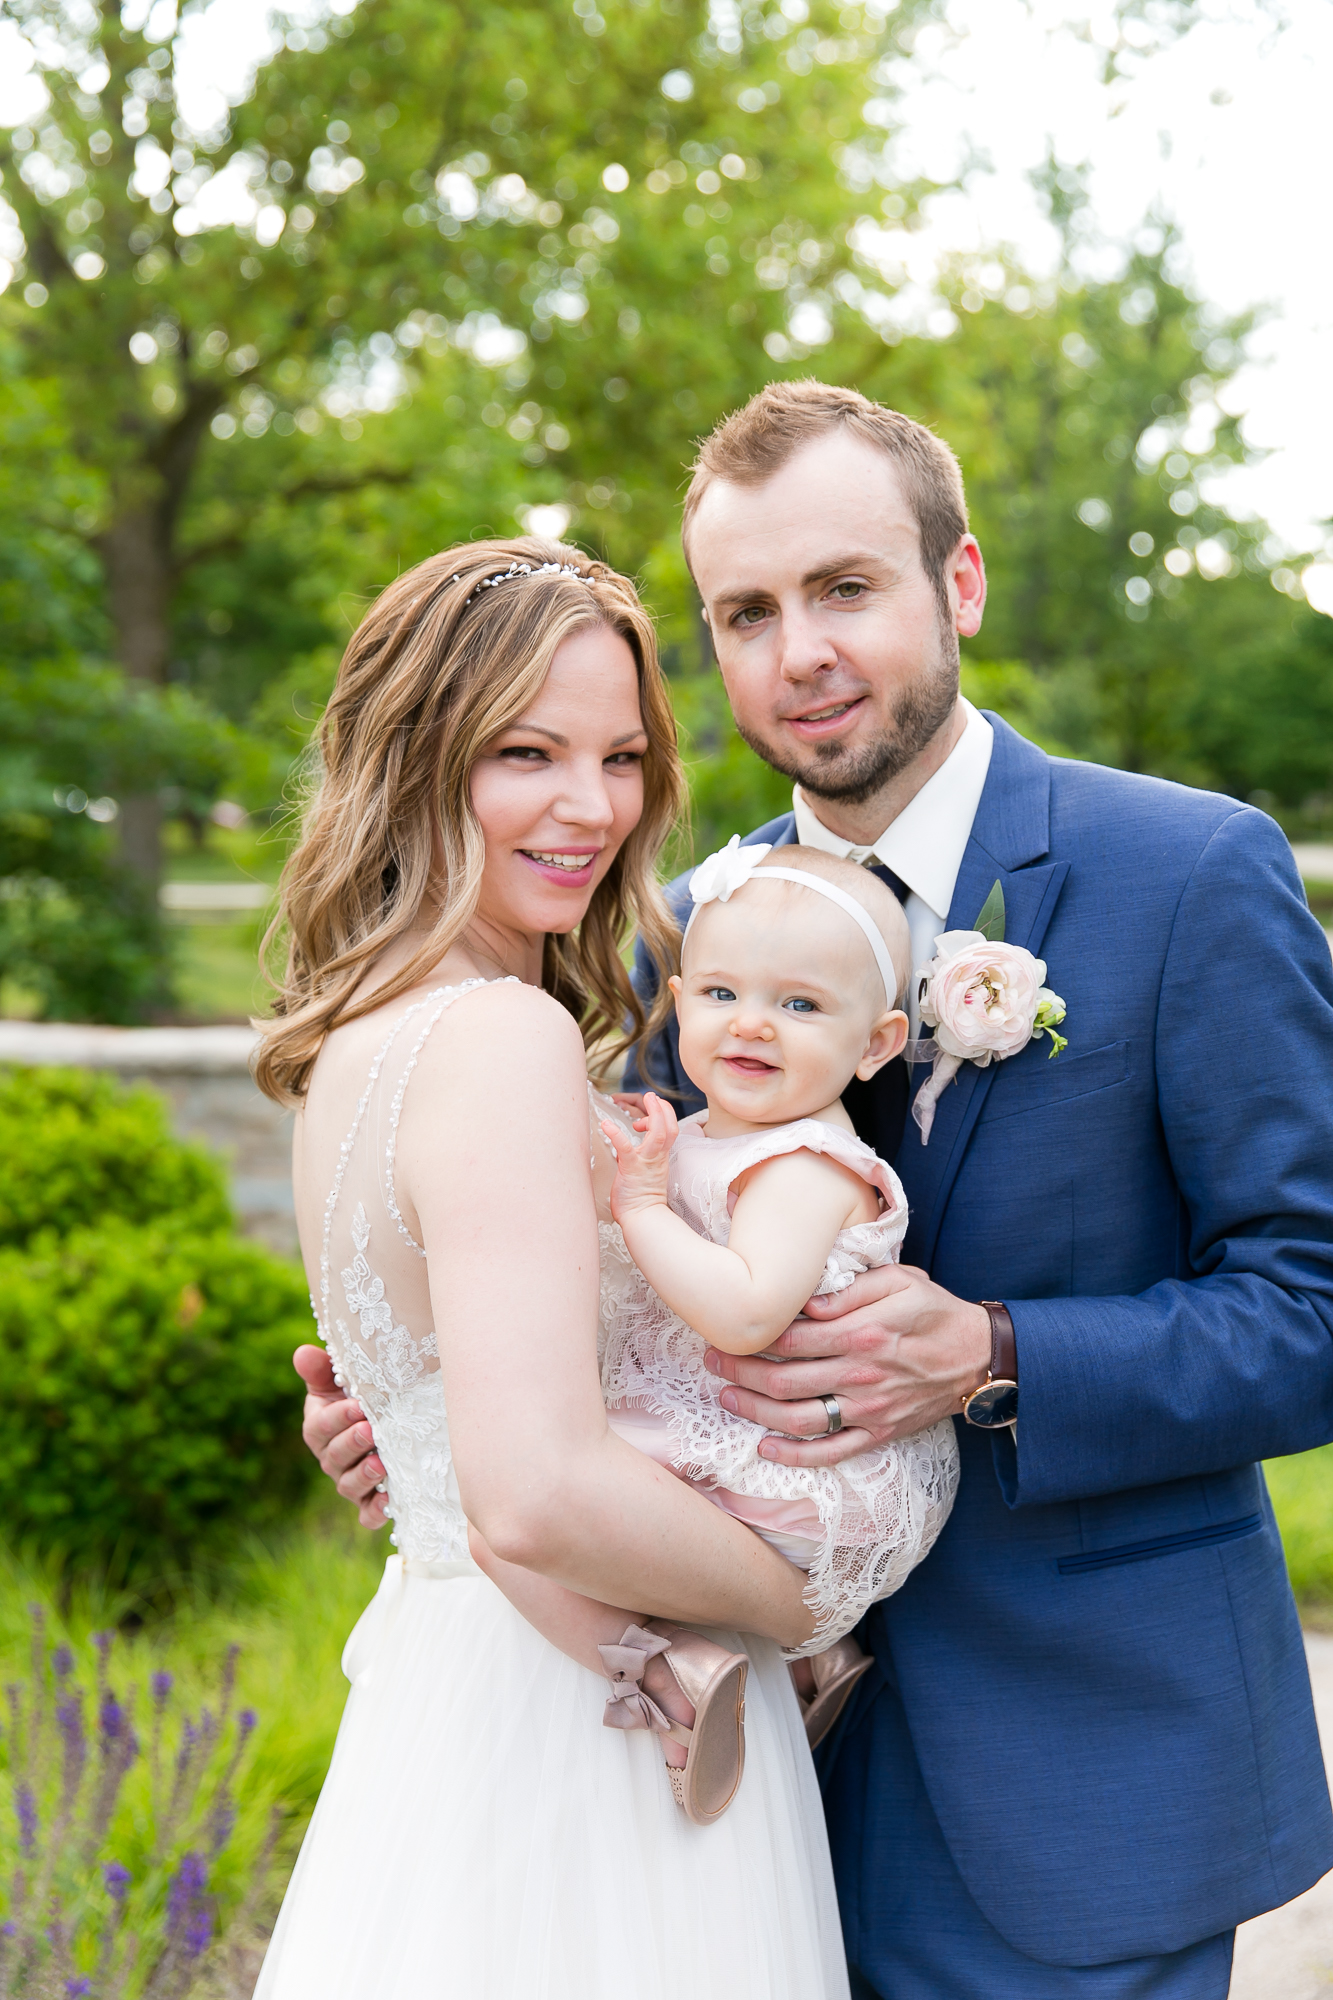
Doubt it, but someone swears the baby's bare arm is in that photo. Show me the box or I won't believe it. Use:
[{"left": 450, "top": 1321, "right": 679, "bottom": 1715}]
[{"left": 602, "top": 1106, "right": 862, "bottom": 1354}]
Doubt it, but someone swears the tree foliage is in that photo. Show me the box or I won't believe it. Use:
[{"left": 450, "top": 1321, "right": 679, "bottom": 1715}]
[{"left": 0, "top": 0, "right": 1328, "bottom": 1017}]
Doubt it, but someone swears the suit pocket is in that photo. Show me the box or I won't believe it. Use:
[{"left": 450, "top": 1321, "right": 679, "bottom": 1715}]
[
  {"left": 979, "top": 1038, "right": 1129, "bottom": 1125},
  {"left": 1057, "top": 1514, "right": 1262, "bottom": 1576}
]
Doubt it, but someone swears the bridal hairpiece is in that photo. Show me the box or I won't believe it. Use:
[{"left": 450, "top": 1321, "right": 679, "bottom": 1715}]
[
  {"left": 685, "top": 836, "right": 900, "bottom": 1010},
  {"left": 447, "top": 559, "right": 594, "bottom": 606}
]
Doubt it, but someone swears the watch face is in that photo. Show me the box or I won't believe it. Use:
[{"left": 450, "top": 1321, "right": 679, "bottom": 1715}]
[{"left": 963, "top": 1379, "right": 1018, "bottom": 1429}]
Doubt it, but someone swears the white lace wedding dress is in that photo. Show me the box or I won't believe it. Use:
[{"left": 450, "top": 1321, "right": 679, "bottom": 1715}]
[{"left": 254, "top": 981, "right": 851, "bottom": 2000}]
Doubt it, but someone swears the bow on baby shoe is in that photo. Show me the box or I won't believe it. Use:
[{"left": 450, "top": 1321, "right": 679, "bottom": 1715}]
[{"left": 598, "top": 1625, "right": 678, "bottom": 1734}]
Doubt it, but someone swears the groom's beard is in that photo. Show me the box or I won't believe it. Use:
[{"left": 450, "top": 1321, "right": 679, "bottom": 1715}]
[{"left": 732, "top": 617, "right": 961, "bottom": 810}]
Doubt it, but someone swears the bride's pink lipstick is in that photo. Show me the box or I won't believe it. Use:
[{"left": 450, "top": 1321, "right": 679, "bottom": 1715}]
[{"left": 518, "top": 847, "right": 600, "bottom": 888}]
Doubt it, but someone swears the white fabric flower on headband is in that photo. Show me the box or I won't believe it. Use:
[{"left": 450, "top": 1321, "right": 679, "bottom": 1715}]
[{"left": 688, "top": 836, "right": 773, "bottom": 908}]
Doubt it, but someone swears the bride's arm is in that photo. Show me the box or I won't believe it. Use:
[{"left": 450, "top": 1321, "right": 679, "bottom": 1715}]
[{"left": 397, "top": 981, "right": 813, "bottom": 1649}]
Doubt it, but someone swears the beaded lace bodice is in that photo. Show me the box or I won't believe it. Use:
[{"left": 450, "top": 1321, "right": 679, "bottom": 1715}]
[
  {"left": 311, "top": 983, "right": 637, "bottom": 1562},
  {"left": 314, "top": 983, "right": 493, "bottom": 1562}
]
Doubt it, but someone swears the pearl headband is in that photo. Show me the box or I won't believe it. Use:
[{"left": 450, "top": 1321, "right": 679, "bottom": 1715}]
[
  {"left": 684, "top": 836, "right": 901, "bottom": 1009},
  {"left": 447, "top": 559, "right": 594, "bottom": 607}
]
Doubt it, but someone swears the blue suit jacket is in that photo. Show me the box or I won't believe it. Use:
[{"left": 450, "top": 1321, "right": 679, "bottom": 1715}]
[{"left": 624, "top": 715, "right": 1333, "bottom": 1966}]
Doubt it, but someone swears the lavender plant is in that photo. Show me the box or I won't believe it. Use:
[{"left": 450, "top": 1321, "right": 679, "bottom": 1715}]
[{"left": 0, "top": 1612, "right": 278, "bottom": 1998}]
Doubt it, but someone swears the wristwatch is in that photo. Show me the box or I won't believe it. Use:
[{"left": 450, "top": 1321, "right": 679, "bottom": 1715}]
[{"left": 960, "top": 1302, "right": 1018, "bottom": 1429}]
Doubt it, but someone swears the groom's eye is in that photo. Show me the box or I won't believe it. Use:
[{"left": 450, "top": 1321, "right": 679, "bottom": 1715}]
[
  {"left": 829, "top": 580, "right": 866, "bottom": 601},
  {"left": 733, "top": 605, "right": 768, "bottom": 627}
]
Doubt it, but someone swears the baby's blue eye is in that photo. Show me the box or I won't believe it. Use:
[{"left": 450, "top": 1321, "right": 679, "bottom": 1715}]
[
  {"left": 785, "top": 997, "right": 817, "bottom": 1014},
  {"left": 704, "top": 986, "right": 737, "bottom": 1003}
]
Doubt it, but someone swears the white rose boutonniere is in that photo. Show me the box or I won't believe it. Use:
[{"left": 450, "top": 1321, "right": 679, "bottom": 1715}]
[{"left": 911, "top": 881, "right": 1067, "bottom": 1143}]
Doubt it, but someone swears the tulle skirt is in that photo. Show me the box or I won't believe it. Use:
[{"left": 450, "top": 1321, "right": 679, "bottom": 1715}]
[{"left": 254, "top": 1556, "right": 851, "bottom": 1999}]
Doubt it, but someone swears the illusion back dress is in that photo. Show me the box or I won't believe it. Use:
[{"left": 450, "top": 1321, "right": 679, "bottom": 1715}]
[{"left": 253, "top": 980, "right": 851, "bottom": 2000}]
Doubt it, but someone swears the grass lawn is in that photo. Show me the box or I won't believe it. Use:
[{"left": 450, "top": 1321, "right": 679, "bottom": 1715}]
[
  {"left": 163, "top": 821, "right": 287, "bottom": 1023},
  {"left": 168, "top": 913, "right": 274, "bottom": 1022},
  {"left": 1265, "top": 1444, "right": 1333, "bottom": 1610}
]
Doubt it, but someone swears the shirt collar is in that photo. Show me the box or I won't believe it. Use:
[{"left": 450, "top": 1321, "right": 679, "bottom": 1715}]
[{"left": 790, "top": 698, "right": 994, "bottom": 920}]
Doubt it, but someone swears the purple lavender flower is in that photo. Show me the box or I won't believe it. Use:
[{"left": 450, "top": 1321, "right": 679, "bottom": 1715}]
[
  {"left": 0, "top": 1921, "right": 15, "bottom": 1937},
  {"left": 99, "top": 1693, "right": 124, "bottom": 1743},
  {"left": 166, "top": 1851, "right": 208, "bottom": 1935},
  {"left": 208, "top": 1795, "right": 236, "bottom": 1853},
  {"left": 16, "top": 1781, "right": 37, "bottom": 1856},
  {"left": 58, "top": 1692, "right": 85, "bottom": 1748},
  {"left": 151, "top": 1669, "right": 173, "bottom": 1710},
  {"left": 184, "top": 1902, "right": 214, "bottom": 1959},
  {"left": 64, "top": 1981, "right": 91, "bottom": 1998},
  {"left": 238, "top": 1708, "right": 257, "bottom": 1739},
  {"left": 52, "top": 1643, "right": 73, "bottom": 1682},
  {"left": 103, "top": 1860, "right": 131, "bottom": 1904},
  {"left": 92, "top": 1630, "right": 112, "bottom": 1666}
]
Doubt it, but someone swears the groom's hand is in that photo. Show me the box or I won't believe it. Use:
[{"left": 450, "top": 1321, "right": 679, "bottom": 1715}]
[
  {"left": 294, "top": 1345, "right": 389, "bottom": 1529},
  {"left": 702, "top": 1265, "right": 991, "bottom": 1465}
]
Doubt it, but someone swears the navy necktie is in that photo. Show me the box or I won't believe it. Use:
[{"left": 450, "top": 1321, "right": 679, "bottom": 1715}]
[{"left": 868, "top": 861, "right": 911, "bottom": 907}]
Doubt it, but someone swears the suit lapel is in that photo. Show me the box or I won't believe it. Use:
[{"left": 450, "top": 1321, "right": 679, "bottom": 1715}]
[{"left": 897, "top": 718, "right": 1070, "bottom": 1269}]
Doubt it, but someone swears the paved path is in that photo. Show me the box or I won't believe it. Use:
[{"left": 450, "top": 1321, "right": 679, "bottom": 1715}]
[
  {"left": 1230, "top": 1632, "right": 1333, "bottom": 1997},
  {"left": 1292, "top": 845, "right": 1333, "bottom": 883}
]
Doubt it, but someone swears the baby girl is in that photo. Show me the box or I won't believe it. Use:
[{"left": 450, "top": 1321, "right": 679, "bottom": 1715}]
[{"left": 595, "top": 841, "right": 959, "bottom": 1790}]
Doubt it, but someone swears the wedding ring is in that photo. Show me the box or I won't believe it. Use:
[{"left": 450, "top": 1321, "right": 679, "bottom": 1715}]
[{"left": 820, "top": 1394, "right": 843, "bottom": 1436}]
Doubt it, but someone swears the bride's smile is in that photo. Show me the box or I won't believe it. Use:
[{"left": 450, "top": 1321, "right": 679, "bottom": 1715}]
[{"left": 468, "top": 622, "right": 648, "bottom": 965}]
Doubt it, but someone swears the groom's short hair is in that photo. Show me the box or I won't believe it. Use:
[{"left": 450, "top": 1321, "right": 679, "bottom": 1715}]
[{"left": 682, "top": 380, "right": 969, "bottom": 601}]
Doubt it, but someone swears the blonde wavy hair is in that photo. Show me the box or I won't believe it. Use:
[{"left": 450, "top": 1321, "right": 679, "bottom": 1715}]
[{"left": 254, "top": 538, "right": 686, "bottom": 1106}]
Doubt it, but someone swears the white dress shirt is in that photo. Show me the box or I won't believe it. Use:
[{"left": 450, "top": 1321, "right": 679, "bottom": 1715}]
[{"left": 791, "top": 698, "right": 995, "bottom": 1035}]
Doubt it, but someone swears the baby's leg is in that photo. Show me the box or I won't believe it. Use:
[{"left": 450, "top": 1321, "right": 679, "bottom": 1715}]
[
  {"left": 466, "top": 1525, "right": 693, "bottom": 1765},
  {"left": 698, "top": 1489, "right": 874, "bottom": 1741}
]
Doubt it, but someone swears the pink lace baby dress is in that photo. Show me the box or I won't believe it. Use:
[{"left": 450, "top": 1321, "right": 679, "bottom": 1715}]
[{"left": 600, "top": 1111, "right": 961, "bottom": 1655}]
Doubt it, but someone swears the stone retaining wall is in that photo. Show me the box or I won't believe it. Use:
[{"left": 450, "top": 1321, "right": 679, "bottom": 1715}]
[{"left": 0, "top": 1022, "right": 296, "bottom": 1257}]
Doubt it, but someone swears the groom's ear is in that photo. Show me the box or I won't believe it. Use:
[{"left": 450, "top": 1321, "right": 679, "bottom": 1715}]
[{"left": 856, "top": 1009, "right": 909, "bottom": 1081}]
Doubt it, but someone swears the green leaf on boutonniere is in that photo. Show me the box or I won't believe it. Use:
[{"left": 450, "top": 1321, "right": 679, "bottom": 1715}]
[{"left": 974, "top": 879, "right": 1005, "bottom": 942}]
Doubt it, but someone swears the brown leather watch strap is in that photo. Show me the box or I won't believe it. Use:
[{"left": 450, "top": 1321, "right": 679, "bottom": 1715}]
[{"left": 979, "top": 1301, "right": 1017, "bottom": 1385}]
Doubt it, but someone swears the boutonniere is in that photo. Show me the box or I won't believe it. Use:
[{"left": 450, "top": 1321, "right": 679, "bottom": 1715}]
[{"left": 909, "top": 881, "right": 1067, "bottom": 1144}]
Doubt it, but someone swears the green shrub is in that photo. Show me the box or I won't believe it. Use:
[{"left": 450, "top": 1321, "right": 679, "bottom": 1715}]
[
  {"left": 0, "top": 1221, "right": 317, "bottom": 1573},
  {"left": 0, "top": 1066, "right": 231, "bottom": 1248}
]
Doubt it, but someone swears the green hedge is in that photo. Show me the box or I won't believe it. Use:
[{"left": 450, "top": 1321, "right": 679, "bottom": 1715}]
[
  {"left": 0, "top": 1066, "right": 231, "bottom": 1246},
  {"left": 0, "top": 1066, "right": 316, "bottom": 1574}
]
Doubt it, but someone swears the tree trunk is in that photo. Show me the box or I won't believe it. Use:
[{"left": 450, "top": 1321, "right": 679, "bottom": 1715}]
[{"left": 93, "top": 503, "right": 175, "bottom": 887}]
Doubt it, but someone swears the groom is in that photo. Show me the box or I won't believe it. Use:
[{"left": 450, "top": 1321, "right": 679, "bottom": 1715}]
[{"left": 301, "top": 381, "right": 1333, "bottom": 1996}]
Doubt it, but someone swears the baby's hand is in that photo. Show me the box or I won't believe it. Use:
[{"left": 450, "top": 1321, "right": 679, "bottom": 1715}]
[{"left": 600, "top": 1091, "right": 678, "bottom": 1224}]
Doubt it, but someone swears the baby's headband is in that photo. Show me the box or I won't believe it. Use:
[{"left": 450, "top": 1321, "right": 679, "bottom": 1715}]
[
  {"left": 447, "top": 559, "right": 595, "bottom": 607},
  {"left": 684, "top": 836, "right": 900, "bottom": 1009}
]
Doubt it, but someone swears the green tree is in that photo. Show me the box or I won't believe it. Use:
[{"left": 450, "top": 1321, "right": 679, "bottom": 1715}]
[
  {"left": 0, "top": 0, "right": 939, "bottom": 884},
  {"left": 668, "top": 168, "right": 1328, "bottom": 847}
]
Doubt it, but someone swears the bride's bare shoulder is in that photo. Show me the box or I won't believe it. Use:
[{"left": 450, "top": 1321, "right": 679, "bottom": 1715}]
[{"left": 429, "top": 977, "right": 587, "bottom": 1094}]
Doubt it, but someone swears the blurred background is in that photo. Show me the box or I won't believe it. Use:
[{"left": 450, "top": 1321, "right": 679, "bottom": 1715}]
[
  {"left": 0, "top": 1, "right": 1331, "bottom": 1990},
  {"left": 1, "top": 0, "right": 1331, "bottom": 1027}
]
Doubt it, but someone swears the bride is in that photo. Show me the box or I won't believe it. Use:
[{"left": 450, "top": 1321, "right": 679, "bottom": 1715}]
[{"left": 251, "top": 540, "right": 851, "bottom": 1998}]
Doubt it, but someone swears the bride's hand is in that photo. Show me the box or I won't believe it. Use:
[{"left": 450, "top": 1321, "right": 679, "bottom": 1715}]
[
  {"left": 293, "top": 1345, "right": 390, "bottom": 1530},
  {"left": 600, "top": 1091, "right": 677, "bottom": 1224}
]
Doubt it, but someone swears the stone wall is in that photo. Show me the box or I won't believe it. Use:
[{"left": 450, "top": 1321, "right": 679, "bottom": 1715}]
[{"left": 0, "top": 1021, "right": 297, "bottom": 1257}]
